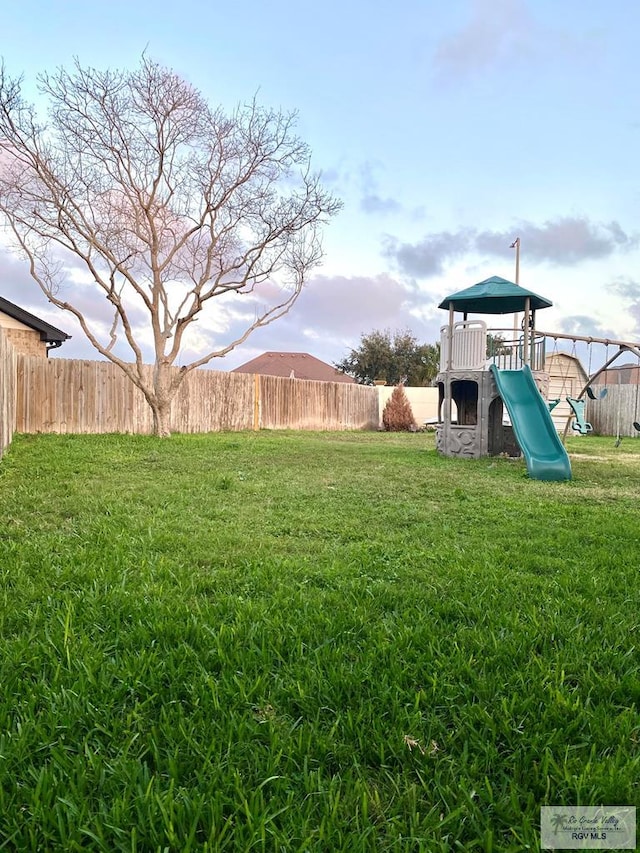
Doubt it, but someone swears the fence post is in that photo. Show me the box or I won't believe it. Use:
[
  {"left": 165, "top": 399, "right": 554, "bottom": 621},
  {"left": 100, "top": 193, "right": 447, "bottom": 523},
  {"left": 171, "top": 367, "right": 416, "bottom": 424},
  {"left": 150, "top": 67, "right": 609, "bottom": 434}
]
[{"left": 253, "top": 373, "right": 260, "bottom": 431}]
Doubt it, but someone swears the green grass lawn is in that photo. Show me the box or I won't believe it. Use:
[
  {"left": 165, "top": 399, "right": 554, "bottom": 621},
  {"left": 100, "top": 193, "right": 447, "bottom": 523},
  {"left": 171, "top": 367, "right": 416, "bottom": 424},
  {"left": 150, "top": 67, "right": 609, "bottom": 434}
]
[{"left": 0, "top": 431, "right": 639, "bottom": 852}]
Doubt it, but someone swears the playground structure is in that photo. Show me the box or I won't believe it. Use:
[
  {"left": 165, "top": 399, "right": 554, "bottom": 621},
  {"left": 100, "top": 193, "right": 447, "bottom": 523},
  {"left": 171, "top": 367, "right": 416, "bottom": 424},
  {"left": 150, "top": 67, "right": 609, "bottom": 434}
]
[{"left": 436, "top": 275, "right": 640, "bottom": 482}]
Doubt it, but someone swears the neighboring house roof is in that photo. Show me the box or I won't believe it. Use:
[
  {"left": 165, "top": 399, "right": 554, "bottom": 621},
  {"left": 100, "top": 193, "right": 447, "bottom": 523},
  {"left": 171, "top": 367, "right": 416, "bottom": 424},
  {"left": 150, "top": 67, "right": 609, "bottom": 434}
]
[
  {"left": 597, "top": 364, "right": 640, "bottom": 385},
  {"left": 0, "top": 296, "right": 71, "bottom": 346},
  {"left": 232, "top": 351, "right": 355, "bottom": 383}
]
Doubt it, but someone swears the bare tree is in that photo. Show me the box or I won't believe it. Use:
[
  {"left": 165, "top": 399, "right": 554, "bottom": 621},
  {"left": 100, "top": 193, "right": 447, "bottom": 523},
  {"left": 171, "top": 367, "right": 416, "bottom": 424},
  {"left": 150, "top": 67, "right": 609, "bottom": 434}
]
[{"left": 0, "top": 57, "right": 341, "bottom": 435}]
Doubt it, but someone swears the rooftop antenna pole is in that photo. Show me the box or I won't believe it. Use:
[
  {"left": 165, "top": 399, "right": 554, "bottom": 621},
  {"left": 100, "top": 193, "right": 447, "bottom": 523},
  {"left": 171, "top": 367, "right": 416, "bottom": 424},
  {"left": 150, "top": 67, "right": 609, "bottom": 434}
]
[{"left": 510, "top": 237, "right": 521, "bottom": 343}]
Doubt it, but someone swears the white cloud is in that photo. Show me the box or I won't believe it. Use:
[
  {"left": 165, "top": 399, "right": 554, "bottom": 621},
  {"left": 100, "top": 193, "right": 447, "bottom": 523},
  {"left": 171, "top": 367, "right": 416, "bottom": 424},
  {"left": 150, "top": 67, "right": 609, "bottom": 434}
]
[
  {"left": 433, "top": 0, "right": 593, "bottom": 82},
  {"left": 434, "top": 0, "right": 538, "bottom": 80}
]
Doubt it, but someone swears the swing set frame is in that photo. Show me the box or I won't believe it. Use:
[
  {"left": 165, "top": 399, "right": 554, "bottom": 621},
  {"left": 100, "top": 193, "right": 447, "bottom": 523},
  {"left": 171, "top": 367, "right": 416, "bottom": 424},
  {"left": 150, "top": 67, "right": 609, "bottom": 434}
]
[{"left": 536, "top": 330, "right": 640, "bottom": 441}]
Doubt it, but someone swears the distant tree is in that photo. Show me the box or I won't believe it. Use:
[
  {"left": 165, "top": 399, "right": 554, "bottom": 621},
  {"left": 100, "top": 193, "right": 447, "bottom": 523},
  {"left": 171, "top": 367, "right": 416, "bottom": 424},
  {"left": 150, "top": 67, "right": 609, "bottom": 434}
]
[
  {"left": 0, "top": 57, "right": 341, "bottom": 435},
  {"left": 486, "top": 333, "right": 510, "bottom": 357},
  {"left": 335, "top": 329, "right": 439, "bottom": 386},
  {"left": 382, "top": 385, "right": 418, "bottom": 432}
]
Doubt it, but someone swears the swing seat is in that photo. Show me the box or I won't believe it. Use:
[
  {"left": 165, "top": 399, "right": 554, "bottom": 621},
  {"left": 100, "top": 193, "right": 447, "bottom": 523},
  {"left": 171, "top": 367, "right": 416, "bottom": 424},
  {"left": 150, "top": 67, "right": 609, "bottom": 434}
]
[
  {"left": 547, "top": 398, "right": 560, "bottom": 412},
  {"left": 566, "top": 397, "right": 592, "bottom": 434},
  {"left": 586, "top": 386, "right": 607, "bottom": 400}
]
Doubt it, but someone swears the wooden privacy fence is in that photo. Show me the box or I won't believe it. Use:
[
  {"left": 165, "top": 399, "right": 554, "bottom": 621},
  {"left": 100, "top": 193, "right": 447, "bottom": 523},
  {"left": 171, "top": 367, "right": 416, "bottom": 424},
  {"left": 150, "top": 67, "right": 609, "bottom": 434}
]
[
  {"left": 0, "top": 329, "right": 16, "bottom": 458},
  {"left": 15, "top": 356, "right": 379, "bottom": 435},
  {"left": 587, "top": 384, "right": 640, "bottom": 438},
  {"left": 5, "top": 349, "right": 640, "bottom": 443},
  {"left": 258, "top": 374, "right": 378, "bottom": 430}
]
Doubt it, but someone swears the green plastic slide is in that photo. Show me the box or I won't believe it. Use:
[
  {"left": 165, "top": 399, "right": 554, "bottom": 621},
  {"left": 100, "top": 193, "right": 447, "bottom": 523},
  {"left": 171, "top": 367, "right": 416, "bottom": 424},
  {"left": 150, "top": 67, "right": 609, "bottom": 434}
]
[{"left": 489, "top": 365, "right": 572, "bottom": 481}]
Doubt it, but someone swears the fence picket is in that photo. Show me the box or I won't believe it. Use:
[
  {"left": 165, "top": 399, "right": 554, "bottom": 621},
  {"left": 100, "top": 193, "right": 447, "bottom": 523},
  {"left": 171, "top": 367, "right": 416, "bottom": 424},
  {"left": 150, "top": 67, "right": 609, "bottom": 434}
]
[
  {"left": 587, "top": 384, "right": 640, "bottom": 438},
  {"left": 0, "top": 329, "right": 16, "bottom": 457}
]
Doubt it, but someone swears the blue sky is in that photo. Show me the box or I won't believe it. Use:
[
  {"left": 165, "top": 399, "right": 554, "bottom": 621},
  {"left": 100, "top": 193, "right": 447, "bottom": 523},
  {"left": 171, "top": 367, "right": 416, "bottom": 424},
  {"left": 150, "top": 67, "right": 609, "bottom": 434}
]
[{"left": 1, "top": 0, "right": 640, "bottom": 370}]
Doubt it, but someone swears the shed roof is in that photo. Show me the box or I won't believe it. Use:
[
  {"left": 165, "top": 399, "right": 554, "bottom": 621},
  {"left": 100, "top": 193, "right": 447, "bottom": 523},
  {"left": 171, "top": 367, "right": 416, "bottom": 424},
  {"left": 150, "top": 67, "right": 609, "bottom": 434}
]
[
  {"left": 544, "top": 351, "right": 589, "bottom": 383},
  {"left": 438, "top": 275, "right": 553, "bottom": 315},
  {"left": 0, "top": 296, "right": 70, "bottom": 344}
]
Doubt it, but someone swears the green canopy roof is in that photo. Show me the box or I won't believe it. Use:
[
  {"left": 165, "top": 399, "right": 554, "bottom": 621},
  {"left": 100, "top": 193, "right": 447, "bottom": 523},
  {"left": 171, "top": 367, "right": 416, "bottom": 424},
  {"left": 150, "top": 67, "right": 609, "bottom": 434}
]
[{"left": 438, "top": 275, "right": 553, "bottom": 315}]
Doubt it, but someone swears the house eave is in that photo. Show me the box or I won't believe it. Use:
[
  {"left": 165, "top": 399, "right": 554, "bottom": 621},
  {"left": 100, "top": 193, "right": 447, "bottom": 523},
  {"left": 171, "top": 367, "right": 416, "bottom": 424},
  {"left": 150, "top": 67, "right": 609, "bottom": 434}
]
[{"left": 0, "top": 296, "right": 71, "bottom": 344}]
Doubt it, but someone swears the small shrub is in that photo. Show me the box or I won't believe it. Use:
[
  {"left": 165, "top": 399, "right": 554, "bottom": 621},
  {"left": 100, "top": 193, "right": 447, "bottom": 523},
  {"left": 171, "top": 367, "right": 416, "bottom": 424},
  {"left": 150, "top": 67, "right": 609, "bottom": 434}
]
[{"left": 382, "top": 385, "right": 418, "bottom": 432}]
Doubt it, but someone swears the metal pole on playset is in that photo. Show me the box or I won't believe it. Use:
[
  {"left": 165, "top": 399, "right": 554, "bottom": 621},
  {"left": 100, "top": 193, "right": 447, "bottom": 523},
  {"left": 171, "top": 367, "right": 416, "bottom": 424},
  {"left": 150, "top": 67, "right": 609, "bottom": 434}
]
[
  {"left": 523, "top": 296, "right": 531, "bottom": 366},
  {"left": 510, "top": 237, "right": 521, "bottom": 344}
]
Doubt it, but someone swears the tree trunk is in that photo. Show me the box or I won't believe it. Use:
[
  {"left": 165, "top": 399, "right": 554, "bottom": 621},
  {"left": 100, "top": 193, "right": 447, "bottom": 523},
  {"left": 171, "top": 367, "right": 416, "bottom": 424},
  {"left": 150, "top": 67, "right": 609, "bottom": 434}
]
[
  {"left": 151, "top": 400, "right": 172, "bottom": 437},
  {"left": 151, "top": 361, "right": 173, "bottom": 437}
]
